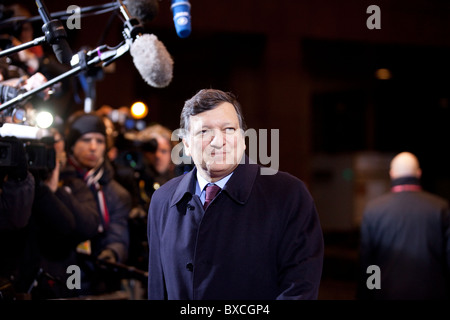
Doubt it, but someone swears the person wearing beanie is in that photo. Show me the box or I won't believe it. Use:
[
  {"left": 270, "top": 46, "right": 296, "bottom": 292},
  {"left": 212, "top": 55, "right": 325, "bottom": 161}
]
[{"left": 60, "top": 111, "right": 132, "bottom": 296}]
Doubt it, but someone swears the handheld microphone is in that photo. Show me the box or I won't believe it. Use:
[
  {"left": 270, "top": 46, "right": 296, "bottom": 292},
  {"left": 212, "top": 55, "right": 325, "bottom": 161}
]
[
  {"left": 171, "top": 0, "right": 191, "bottom": 38},
  {"left": 35, "top": 0, "right": 72, "bottom": 64},
  {"left": 118, "top": 0, "right": 173, "bottom": 88}
]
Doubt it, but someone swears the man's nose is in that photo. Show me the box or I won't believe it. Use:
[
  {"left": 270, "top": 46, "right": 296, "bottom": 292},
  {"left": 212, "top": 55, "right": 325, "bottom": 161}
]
[{"left": 210, "top": 130, "right": 224, "bottom": 148}]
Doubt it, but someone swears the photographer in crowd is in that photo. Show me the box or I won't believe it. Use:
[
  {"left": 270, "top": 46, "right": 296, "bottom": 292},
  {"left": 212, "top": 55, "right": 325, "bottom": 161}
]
[
  {"left": 0, "top": 6, "right": 100, "bottom": 297},
  {"left": 0, "top": 135, "right": 34, "bottom": 230},
  {"left": 0, "top": 69, "right": 103, "bottom": 300}
]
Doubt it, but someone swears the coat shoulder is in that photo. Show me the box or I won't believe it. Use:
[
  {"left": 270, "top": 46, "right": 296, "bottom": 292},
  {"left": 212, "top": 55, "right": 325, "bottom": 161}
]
[
  {"left": 420, "top": 191, "right": 449, "bottom": 209},
  {"left": 151, "top": 174, "right": 186, "bottom": 201},
  {"left": 256, "top": 167, "right": 308, "bottom": 191}
]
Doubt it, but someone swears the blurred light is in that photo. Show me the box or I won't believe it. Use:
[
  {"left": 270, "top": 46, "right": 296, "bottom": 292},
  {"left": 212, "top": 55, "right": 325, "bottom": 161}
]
[
  {"left": 130, "top": 101, "right": 148, "bottom": 119},
  {"left": 70, "top": 53, "right": 80, "bottom": 67},
  {"left": 125, "top": 153, "right": 137, "bottom": 168},
  {"left": 35, "top": 111, "right": 53, "bottom": 128},
  {"left": 125, "top": 118, "right": 136, "bottom": 130},
  {"left": 136, "top": 120, "right": 146, "bottom": 131},
  {"left": 375, "top": 68, "right": 392, "bottom": 80}
]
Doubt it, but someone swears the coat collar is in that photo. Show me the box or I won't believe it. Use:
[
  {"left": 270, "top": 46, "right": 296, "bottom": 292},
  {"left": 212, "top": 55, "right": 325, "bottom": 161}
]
[
  {"left": 169, "top": 167, "right": 197, "bottom": 207},
  {"left": 169, "top": 155, "right": 259, "bottom": 207}
]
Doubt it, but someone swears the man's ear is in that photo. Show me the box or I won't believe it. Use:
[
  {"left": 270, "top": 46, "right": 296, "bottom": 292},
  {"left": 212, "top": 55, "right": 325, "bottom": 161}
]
[
  {"left": 416, "top": 168, "right": 422, "bottom": 178},
  {"left": 182, "top": 138, "right": 191, "bottom": 157}
]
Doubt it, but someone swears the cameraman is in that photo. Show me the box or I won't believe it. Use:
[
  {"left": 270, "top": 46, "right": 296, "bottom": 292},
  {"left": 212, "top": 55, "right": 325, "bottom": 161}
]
[
  {"left": 27, "top": 128, "right": 101, "bottom": 299},
  {"left": 0, "top": 19, "right": 50, "bottom": 297},
  {"left": 0, "top": 136, "right": 35, "bottom": 300},
  {"left": 0, "top": 127, "right": 103, "bottom": 300},
  {"left": 0, "top": 60, "right": 51, "bottom": 231},
  {"left": 0, "top": 135, "right": 34, "bottom": 230}
]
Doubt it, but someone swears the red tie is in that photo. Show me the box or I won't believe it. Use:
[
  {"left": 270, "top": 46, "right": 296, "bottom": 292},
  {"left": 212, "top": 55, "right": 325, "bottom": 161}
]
[{"left": 204, "top": 184, "right": 221, "bottom": 210}]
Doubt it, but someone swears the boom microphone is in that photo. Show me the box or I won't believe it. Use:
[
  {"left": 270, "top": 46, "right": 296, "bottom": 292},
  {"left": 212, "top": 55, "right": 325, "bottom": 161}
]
[
  {"left": 117, "top": 0, "right": 173, "bottom": 88},
  {"left": 36, "top": 0, "right": 72, "bottom": 64},
  {"left": 129, "top": 34, "right": 173, "bottom": 88}
]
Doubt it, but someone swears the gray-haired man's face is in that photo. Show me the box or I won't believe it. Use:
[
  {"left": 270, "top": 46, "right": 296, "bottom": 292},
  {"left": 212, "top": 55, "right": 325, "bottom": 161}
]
[{"left": 182, "top": 102, "right": 246, "bottom": 182}]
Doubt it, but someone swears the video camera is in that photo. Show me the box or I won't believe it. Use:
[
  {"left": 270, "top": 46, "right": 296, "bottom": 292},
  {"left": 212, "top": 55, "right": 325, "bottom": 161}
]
[
  {"left": 0, "top": 123, "right": 55, "bottom": 177},
  {"left": 115, "top": 133, "right": 157, "bottom": 172}
]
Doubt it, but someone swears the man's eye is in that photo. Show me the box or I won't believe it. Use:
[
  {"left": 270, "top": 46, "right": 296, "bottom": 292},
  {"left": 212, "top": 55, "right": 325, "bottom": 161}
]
[
  {"left": 197, "top": 129, "right": 209, "bottom": 135},
  {"left": 225, "top": 128, "right": 235, "bottom": 133}
]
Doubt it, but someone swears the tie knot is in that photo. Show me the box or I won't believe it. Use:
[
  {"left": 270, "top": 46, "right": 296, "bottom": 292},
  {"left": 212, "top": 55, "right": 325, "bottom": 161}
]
[
  {"left": 203, "top": 184, "right": 221, "bottom": 210},
  {"left": 205, "top": 184, "right": 221, "bottom": 201}
]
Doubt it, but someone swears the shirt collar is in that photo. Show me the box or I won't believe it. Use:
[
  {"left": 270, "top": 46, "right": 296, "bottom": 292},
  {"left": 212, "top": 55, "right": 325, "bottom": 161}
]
[
  {"left": 391, "top": 176, "right": 421, "bottom": 188},
  {"left": 196, "top": 170, "right": 233, "bottom": 192},
  {"left": 169, "top": 155, "right": 259, "bottom": 207}
]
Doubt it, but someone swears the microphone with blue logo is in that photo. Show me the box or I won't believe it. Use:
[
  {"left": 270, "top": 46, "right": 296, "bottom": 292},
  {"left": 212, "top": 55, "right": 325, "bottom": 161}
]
[{"left": 171, "top": 0, "right": 191, "bottom": 38}]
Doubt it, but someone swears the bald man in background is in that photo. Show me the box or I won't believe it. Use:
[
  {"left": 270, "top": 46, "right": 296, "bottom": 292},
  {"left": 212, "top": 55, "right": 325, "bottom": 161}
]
[{"left": 357, "top": 152, "right": 450, "bottom": 300}]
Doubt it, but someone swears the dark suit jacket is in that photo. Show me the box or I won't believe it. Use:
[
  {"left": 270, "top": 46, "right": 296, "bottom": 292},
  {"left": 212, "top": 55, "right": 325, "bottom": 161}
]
[
  {"left": 147, "top": 156, "right": 324, "bottom": 300},
  {"left": 358, "top": 178, "right": 450, "bottom": 300}
]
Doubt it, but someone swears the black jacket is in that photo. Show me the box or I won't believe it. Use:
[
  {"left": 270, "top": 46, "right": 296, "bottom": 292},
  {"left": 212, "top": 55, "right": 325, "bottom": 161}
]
[{"left": 358, "top": 177, "right": 450, "bottom": 299}]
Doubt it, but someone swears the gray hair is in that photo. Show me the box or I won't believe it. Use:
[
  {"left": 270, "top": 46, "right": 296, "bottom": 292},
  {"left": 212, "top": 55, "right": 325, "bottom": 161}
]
[{"left": 179, "top": 89, "right": 247, "bottom": 138}]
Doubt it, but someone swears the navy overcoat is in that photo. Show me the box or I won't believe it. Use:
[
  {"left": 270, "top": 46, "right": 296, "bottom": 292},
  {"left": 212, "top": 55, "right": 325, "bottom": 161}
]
[{"left": 147, "top": 156, "right": 324, "bottom": 300}]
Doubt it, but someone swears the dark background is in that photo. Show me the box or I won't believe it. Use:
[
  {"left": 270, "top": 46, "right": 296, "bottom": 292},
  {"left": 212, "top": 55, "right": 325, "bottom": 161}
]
[
  {"left": 5, "top": 0, "right": 450, "bottom": 299},
  {"left": 14, "top": 0, "right": 450, "bottom": 194}
]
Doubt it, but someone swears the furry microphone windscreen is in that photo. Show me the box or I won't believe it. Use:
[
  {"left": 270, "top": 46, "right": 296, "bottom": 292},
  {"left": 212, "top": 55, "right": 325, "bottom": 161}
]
[{"left": 130, "top": 33, "right": 174, "bottom": 88}]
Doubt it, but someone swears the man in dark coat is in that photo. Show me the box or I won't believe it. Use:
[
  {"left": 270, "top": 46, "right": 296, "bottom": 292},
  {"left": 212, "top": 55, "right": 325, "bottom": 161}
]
[
  {"left": 0, "top": 136, "right": 35, "bottom": 231},
  {"left": 147, "top": 89, "right": 324, "bottom": 300},
  {"left": 357, "top": 152, "right": 450, "bottom": 300}
]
